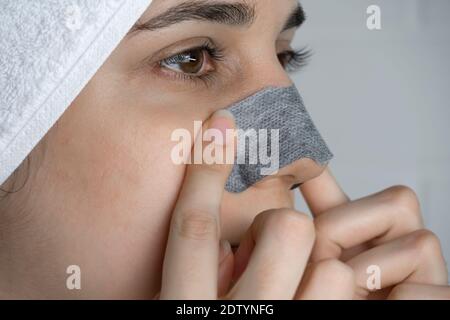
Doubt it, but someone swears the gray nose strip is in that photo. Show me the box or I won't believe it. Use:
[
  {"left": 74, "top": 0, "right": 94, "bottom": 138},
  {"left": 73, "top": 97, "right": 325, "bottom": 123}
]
[{"left": 225, "top": 85, "right": 333, "bottom": 193}]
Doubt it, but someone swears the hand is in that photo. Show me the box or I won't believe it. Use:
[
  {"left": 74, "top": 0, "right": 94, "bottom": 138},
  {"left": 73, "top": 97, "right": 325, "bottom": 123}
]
[
  {"left": 157, "top": 110, "right": 354, "bottom": 300},
  {"left": 300, "top": 169, "right": 450, "bottom": 299}
]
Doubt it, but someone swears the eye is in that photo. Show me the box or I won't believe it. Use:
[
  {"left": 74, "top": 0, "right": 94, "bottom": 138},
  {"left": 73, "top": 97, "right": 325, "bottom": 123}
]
[
  {"left": 153, "top": 41, "right": 225, "bottom": 87},
  {"left": 159, "top": 41, "right": 225, "bottom": 78},
  {"left": 161, "top": 48, "right": 208, "bottom": 75}
]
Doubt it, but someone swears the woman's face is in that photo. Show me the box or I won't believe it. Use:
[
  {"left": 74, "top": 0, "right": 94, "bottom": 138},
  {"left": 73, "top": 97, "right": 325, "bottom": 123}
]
[{"left": 12, "top": 0, "right": 326, "bottom": 298}]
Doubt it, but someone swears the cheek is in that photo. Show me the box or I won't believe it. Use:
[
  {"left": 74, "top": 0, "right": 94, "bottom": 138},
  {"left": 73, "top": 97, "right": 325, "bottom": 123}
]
[
  {"left": 50, "top": 101, "right": 185, "bottom": 217},
  {"left": 39, "top": 90, "right": 189, "bottom": 296}
]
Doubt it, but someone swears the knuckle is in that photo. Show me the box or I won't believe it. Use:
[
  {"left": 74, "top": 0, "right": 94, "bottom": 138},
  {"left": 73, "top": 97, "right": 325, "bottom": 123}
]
[
  {"left": 174, "top": 209, "right": 219, "bottom": 240},
  {"left": 406, "top": 230, "right": 448, "bottom": 285},
  {"left": 383, "top": 185, "right": 422, "bottom": 226},
  {"left": 409, "top": 229, "right": 442, "bottom": 257},
  {"left": 384, "top": 185, "right": 421, "bottom": 212}
]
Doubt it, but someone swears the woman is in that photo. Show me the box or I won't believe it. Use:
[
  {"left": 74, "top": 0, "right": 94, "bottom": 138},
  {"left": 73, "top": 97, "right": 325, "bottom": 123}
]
[{"left": 0, "top": 0, "right": 449, "bottom": 299}]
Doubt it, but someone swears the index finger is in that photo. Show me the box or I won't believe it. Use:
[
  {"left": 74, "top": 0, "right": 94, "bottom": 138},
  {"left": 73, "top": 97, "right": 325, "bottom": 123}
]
[
  {"left": 299, "top": 167, "right": 349, "bottom": 217},
  {"left": 160, "top": 109, "right": 236, "bottom": 300}
]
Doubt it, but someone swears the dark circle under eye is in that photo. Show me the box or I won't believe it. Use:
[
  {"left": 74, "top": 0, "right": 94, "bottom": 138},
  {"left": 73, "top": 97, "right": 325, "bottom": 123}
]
[{"left": 177, "top": 48, "right": 205, "bottom": 74}]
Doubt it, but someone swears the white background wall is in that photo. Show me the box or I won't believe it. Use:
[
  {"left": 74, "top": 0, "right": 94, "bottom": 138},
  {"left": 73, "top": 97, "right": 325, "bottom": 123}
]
[{"left": 291, "top": 0, "right": 450, "bottom": 274}]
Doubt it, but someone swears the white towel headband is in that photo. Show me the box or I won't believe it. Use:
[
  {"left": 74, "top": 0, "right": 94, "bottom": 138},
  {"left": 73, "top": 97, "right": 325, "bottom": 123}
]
[{"left": 0, "top": 0, "right": 152, "bottom": 185}]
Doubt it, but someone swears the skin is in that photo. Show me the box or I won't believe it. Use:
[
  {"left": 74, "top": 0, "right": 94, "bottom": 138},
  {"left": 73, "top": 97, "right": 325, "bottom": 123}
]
[{"left": 0, "top": 0, "right": 449, "bottom": 299}]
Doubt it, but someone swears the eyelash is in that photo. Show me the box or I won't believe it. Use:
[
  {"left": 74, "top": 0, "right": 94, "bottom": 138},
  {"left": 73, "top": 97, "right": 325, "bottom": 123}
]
[
  {"left": 278, "top": 47, "right": 312, "bottom": 73},
  {"left": 165, "top": 41, "right": 225, "bottom": 65},
  {"left": 157, "top": 43, "right": 311, "bottom": 87}
]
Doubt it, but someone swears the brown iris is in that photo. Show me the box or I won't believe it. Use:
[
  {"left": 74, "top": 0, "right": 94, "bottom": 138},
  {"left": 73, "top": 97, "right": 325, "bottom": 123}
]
[{"left": 173, "top": 49, "right": 205, "bottom": 74}]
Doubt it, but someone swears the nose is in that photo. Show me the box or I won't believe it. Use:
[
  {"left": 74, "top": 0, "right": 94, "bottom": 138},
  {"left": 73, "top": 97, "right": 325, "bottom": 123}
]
[
  {"left": 248, "top": 55, "right": 328, "bottom": 186},
  {"left": 246, "top": 55, "right": 294, "bottom": 96},
  {"left": 225, "top": 60, "right": 333, "bottom": 193}
]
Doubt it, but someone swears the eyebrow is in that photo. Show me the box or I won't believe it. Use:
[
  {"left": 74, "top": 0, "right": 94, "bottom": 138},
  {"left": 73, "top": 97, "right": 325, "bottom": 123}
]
[
  {"left": 130, "top": 1, "right": 256, "bottom": 32},
  {"left": 282, "top": 3, "right": 306, "bottom": 32},
  {"left": 130, "top": 1, "right": 305, "bottom": 33}
]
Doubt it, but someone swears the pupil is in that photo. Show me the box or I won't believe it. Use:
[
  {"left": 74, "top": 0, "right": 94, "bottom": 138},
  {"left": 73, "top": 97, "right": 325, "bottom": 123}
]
[{"left": 180, "top": 49, "right": 203, "bottom": 74}]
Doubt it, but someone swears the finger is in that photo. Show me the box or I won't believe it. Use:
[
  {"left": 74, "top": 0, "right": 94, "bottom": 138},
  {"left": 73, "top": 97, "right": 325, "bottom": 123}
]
[
  {"left": 346, "top": 229, "right": 448, "bottom": 299},
  {"left": 218, "top": 240, "right": 234, "bottom": 298},
  {"left": 299, "top": 168, "right": 349, "bottom": 217},
  {"left": 388, "top": 283, "right": 450, "bottom": 300},
  {"left": 220, "top": 183, "right": 295, "bottom": 246},
  {"left": 160, "top": 110, "right": 236, "bottom": 300},
  {"left": 227, "top": 209, "right": 316, "bottom": 300},
  {"left": 295, "top": 259, "right": 355, "bottom": 300},
  {"left": 156, "top": 243, "right": 235, "bottom": 300},
  {"left": 311, "top": 185, "right": 424, "bottom": 262}
]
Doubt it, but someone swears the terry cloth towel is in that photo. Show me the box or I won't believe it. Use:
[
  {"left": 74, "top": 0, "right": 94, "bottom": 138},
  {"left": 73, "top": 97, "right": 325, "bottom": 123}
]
[{"left": 0, "top": 0, "right": 152, "bottom": 185}]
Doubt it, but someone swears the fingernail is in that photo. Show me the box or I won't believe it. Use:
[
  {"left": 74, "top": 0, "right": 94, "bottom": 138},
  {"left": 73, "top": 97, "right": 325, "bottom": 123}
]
[
  {"left": 209, "top": 110, "right": 235, "bottom": 146},
  {"left": 219, "top": 239, "right": 232, "bottom": 263}
]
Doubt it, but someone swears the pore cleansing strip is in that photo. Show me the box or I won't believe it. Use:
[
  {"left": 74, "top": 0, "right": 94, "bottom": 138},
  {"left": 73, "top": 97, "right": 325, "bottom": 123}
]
[{"left": 225, "top": 85, "right": 333, "bottom": 193}]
